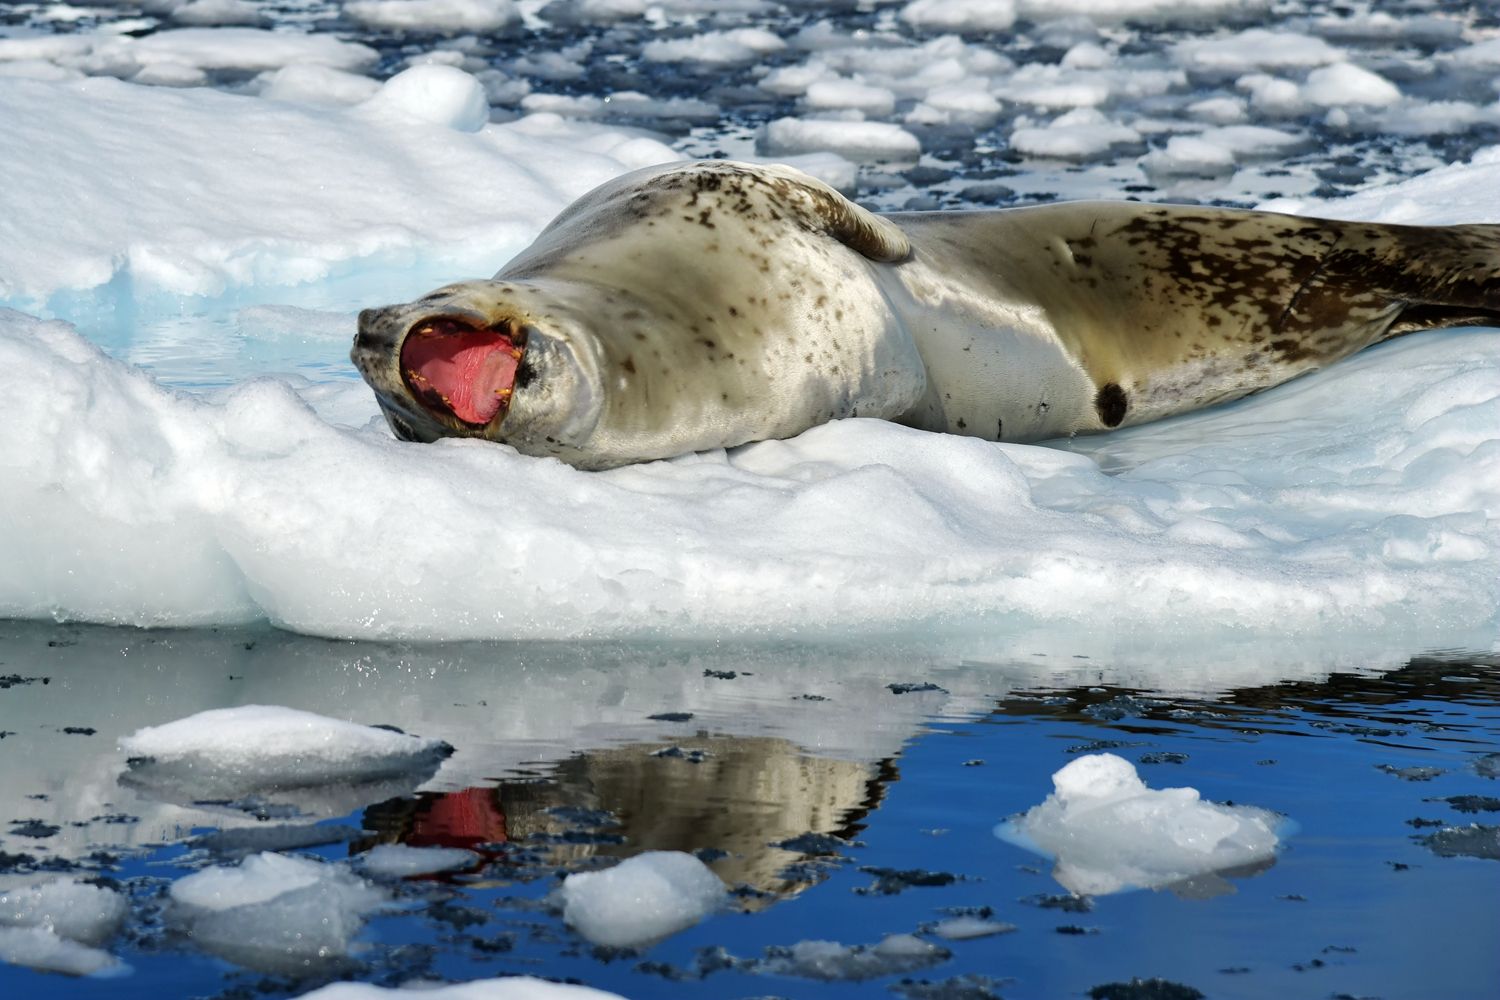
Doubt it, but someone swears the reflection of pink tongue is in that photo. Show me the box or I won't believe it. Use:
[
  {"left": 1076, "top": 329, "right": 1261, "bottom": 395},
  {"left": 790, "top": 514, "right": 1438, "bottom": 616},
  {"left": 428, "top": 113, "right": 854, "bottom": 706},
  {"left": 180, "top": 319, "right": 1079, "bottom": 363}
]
[{"left": 401, "top": 323, "right": 521, "bottom": 425}]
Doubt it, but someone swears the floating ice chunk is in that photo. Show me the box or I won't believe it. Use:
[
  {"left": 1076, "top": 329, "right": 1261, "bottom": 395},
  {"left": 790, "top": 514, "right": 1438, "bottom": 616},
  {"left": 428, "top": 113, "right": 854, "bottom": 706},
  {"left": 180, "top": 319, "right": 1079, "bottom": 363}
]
[
  {"left": 119, "top": 705, "right": 453, "bottom": 815},
  {"left": 559, "top": 851, "right": 726, "bottom": 948},
  {"left": 1186, "top": 95, "right": 1246, "bottom": 124},
  {"left": 1197, "top": 124, "right": 1309, "bottom": 158},
  {"left": 0, "top": 926, "right": 127, "bottom": 978},
  {"left": 0, "top": 878, "right": 127, "bottom": 947},
  {"left": 171, "top": 0, "right": 270, "bottom": 26},
  {"left": 1312, "top": 12, "right": 1463, "bottom": 46},
  {"left": 361, "top": 65, "right": 491, "bottom": 132},
  {"left": 930, "top": 916, "right": 1016, "bottom": 940},
  {"left": 1061, "top": 42, "right": 1111, "bottom": 70},
  {"left": 995, "top": 753, "right": 1284, "bottom": 896},
  {"left": 643, "top": 28, "right": 786, "bottom": 65},
  {"left": 1301, "top": 62, "right": 1400, "bottom": 108},
  {"left": 759, "top": 116, "right": 921, "bottom": 163},
  {"left": 169, "top": 852, "right": 386, "bottom": 974},
  {"left": 804, "top": 78, "right": 897, "bottom": 117},
  {"left": 130, "top": 28, "right": 379, "bottom": 74},
  {"left": 900, "top": 0, "right": 1016, "bottom": 32},
  {"left": 1010, "top": 108, "right": 1141, "bottom": 160},
  {"left": 906, "top": 83, "right": 1003, "bottom": 129},
  {"left": 1375, "top": 101, "right": 1500, "bottom": 138},
  {"left": 1445, "top": 38, "right": 1500, "bottom": 73},
  {"left": 1016, "top": 0, "right": 1268, "bottom": 23},
  {"left": 995, "top": 64, "right": 1111, "bottom": 109},
  {"left": 359, "top": 844, "right": 480, "bottom": 878},
  {"left": 1174, "top": 30, "right": 1341, "bottom": 75},
  {"left": 344, "top": 0, "right": 519, "bottom": 34},
  {"left": 759, "top": 933, "right": 949, "bottom": 981},
  {"left": 259, "top": 64, "right": 381, "bottom": 106},
  {"left": 294, "top": 975, "right": 629, "bottom": 998},
  {"left": 759, "top": 60, "right": 834, "bottom": 97},
  {"left": 1140, "top": 134, "right": 1236, "bottom": 177},
  {"left": 1237, "top": 72, "right": 1304, "bottom": 116}
]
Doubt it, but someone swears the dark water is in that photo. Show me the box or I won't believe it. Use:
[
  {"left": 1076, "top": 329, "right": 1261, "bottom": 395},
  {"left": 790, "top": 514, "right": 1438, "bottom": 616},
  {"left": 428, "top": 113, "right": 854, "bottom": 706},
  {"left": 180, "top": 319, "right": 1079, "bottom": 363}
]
[{"left": 1, "top": 622, "right": 1496, "bottom": 999}]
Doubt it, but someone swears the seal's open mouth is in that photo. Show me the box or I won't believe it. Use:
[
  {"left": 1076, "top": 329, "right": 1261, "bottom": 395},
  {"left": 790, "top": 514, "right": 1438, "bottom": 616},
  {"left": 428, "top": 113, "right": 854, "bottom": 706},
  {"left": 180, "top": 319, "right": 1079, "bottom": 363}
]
[{"left": 400, "top": 318, "right": 524, "bottom": 427}]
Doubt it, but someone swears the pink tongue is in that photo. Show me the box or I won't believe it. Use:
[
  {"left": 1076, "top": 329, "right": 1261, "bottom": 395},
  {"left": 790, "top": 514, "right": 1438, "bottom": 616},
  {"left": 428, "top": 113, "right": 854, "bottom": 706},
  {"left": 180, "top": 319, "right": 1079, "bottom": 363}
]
[{"left": 401, "top": 325, "right": 520, "bottom": 425}]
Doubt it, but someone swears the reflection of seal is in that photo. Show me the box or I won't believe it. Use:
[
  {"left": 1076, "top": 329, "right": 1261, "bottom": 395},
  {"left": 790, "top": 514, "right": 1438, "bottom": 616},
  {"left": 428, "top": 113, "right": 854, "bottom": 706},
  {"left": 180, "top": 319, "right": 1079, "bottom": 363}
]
[{"left": 352, "top": 160, "right": 1500, "bottom": 469}]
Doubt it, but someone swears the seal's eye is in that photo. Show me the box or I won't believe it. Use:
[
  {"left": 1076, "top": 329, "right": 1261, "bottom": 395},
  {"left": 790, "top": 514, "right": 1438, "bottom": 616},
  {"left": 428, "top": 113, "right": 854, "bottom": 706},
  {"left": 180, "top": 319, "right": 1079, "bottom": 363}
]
[{"left": 400, "top": 319, "right": 526, "bottom": 427}]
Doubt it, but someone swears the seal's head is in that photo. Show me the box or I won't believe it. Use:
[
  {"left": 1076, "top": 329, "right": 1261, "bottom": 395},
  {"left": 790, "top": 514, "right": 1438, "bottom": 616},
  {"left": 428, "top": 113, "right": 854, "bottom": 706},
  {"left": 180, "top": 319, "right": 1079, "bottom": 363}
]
[{"left": 352, "top": 280, "right": 606, "bottom": 462}]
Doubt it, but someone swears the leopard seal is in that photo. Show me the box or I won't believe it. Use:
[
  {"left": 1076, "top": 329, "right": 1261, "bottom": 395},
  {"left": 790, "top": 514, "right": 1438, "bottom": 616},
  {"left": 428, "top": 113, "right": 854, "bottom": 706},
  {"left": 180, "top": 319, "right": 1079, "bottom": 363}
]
[{"left": 352, "top": 159, "right": 1500, "bottom": 469}]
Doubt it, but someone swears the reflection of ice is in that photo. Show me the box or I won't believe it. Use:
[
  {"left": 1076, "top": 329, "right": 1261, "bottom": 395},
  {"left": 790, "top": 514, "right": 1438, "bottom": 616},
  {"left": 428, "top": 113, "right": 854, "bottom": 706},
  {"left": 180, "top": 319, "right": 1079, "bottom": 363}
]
[
  {"left": 559, "top": 850, "right": 726, "bottom": 948},
  {"left": 118, "top": 705, "right": 452, "bottom": 819},
  {"left": 995, "top": 753, "right": 1284, "bottom": 896},
  {"left": 757, "top": 933, "right": 949, "bottom": 981},
  {"left": 168, "top": 852, "right": 386, "bottom": 975}
]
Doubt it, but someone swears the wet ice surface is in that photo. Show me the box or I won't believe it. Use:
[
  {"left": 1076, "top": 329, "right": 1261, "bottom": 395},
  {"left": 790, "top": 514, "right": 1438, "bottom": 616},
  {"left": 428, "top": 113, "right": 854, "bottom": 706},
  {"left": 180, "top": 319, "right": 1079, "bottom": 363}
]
[
  {"left": 0, "top": 624, "right": 1496, "bottom": 998},
  {"left": 2, "top": 0, "right": 1500, "bottom": 996}
]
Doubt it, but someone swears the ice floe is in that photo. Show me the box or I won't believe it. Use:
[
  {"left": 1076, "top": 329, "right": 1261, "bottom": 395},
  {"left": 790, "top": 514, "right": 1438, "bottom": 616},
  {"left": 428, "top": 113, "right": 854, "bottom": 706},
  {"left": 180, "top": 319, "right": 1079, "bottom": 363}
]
[
  {"left": 359, "top": 843, "right": 481, "bottom": 878},
  {"left": 344, "top": 0, "right": 520, "bottom": 35},
  {"left": 118, "top": 706, "right": 452, "bottom": 816},
  {"left": 0, "top": 877, "right": 129, "bottom": 977},
  {"left": 168, "top": 852, "right": 386, "bottom": 973},
  {"left": 996, "top": 753, "right": 1284, "bottom": 895},
  {"left": 559, "top": 850, "right": 726, "bottom": 948}
]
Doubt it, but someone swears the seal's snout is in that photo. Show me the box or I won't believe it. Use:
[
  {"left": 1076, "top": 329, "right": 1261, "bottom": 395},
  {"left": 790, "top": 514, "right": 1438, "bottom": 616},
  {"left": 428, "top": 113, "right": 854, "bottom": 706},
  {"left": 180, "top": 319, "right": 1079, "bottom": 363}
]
[{"left": 399, "top": 317, "right": 526, "bottom": 428}]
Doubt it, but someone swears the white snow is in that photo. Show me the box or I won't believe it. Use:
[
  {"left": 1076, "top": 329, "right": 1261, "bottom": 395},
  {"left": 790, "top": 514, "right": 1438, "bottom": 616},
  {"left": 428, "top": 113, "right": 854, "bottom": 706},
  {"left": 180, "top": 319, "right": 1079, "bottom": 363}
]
[
  {"left": 759, "top": 116, "right": 921, "bottom": 162},
  {"left": 995, "top": 753, "right": 1283, "bottom": 895},
  {"left": 559, "top": 851, "right": 726, "bottom": 948},
  {"left": 0, "top": 76, "right": 677, "bottom": 303},
  {"left": 361, "top": 64, "right": 491, "bottom": 132},
  {"left": 344, "top": 0, "right": 519, "bottom": 34},
  {"left": 359, "top": 844, "right": 480, "bottom": 878},
  {"left": 295, "top": 977, "right": 628, "bottom": 999},
  {"left": 259, "top": 63, "right": 382, "bottom": 106},
  {"left": 169, "top": 852, "right": 386, "bottom": 973},
  {"left": 803, "top": 78, "right": 897, "bottom": 117}
]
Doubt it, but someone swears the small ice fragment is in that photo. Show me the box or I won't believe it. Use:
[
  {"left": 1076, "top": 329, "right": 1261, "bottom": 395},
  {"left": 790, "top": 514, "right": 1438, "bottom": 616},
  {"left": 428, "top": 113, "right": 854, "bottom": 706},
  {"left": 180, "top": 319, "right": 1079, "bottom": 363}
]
[
  {"left": 901, "top": 0, "right": 1017, "bottom": 33},
  {"left": 996, "top": 753, "right": 1284, "bottom": 895},
  {"left": 930, "top": 916, "right": 1016, "bottom": 940},
  {"left": 344, "top": 0, "right": 520, "bottom": 34},
  {"left": 759, "top": 117, "right": 921, "bottom": 163},
  {"left": 0, "top": 926, "right": 127, "bottom": 978},
  {"left": 359, "top": 844, "right": 479, "bottom": 878},
  {"left": 1301, "top": 63, "right": 1401, "bottom": 108},
  {"left": 759, "top": 933, "right": 950, "bottom": 981},
  {"left": 0, "top": 878, "right": 127, "bottom": 946},
  {"left": 559, "top": 850, "right": 726, "bottom": 948},
  {"left": 169, "top": 852, "right": 386, "bottom": 974}
]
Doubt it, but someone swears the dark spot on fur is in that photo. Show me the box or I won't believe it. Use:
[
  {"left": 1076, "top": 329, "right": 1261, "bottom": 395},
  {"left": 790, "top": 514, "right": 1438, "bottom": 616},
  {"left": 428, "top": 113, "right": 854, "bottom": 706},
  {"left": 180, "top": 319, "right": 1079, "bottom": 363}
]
[
  {"left": 1095, "top": 382, "right": 1128, "bottom": 427},
  {"left": 996, "top": 418, "right": 1003, "bottom": 440},
  {"left": 956, "top": 418, "right": 967, "bottom": 430},
  {"left": 515, "top": 357, "right": 537, "bottom": 389},
  {"left": 621, "top": 357, "right": 636, "bottom": 374}
]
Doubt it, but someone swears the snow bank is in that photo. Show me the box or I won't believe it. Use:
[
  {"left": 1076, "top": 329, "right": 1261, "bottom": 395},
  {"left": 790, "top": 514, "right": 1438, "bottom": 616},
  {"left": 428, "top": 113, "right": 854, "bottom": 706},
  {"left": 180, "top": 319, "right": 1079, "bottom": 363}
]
[
  {"left": 0, "top": 77, "right": 677, "bottom": 303},
  {"left": 296, "top": 977, "right": 628, "bottom": 999},
  {"left": 2, "top": 304, "right": 1498, "bottom": 645},
  {"left": 169, "top": 852, "right": 385, "bottom": 973},
  {"left": 995, "top": 754, "right": 1283, "bottom": 895},
  {"left": 118, "top": 706, "right": 452, "bottom": 814},
  {"left": 559, "top": 851, "right": 726, "bottom": 948}
]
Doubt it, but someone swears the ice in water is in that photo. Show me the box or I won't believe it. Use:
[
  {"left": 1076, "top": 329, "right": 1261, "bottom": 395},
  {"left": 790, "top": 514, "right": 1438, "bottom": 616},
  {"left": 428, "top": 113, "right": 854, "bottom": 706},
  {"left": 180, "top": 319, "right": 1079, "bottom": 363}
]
[{"left": 996, "top": 753, "right": 1284, "bottom": 896}]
